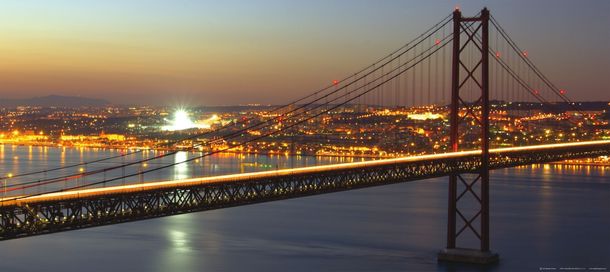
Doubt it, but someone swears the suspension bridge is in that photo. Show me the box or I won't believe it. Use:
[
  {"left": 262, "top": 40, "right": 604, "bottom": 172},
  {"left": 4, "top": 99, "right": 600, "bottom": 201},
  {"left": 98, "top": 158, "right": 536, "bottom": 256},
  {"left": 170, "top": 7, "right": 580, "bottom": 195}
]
[{"left": 1, "top": 8, "right": 608, "bottom": 264}]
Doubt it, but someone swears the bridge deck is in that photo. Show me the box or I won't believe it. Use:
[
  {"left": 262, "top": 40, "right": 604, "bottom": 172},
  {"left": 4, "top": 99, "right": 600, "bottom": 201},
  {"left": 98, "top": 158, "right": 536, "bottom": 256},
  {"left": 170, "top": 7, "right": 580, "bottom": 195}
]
[
  {"left": 3, "top": 140, "right": 609, "bottom": 206},
  {"left": 1, "top": 140, "right": 609, "bottom": 240}
]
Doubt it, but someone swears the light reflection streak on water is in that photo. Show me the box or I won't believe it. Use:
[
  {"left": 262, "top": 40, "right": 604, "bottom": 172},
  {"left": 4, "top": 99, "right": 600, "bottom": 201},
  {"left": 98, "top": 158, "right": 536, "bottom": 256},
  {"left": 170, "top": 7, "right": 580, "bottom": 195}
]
[
  {"left": 174, "top": 151, "right": 189, "bottom": 180},
  {"left": 168, "top": 229, "right": 189, "bottom": 252}
]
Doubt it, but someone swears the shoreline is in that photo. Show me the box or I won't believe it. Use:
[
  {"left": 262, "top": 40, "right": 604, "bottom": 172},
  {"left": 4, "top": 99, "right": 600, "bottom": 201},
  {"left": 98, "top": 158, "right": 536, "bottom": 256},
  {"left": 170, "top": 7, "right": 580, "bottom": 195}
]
[
  {"left": 0, "top": 142, "right": 390, "bottom": 160},
  {"left": 2, "top": 142, "right": 608, "bottom": 166},
  {"left": 550, "top": 161, "right": 610, "bottom": 167}
]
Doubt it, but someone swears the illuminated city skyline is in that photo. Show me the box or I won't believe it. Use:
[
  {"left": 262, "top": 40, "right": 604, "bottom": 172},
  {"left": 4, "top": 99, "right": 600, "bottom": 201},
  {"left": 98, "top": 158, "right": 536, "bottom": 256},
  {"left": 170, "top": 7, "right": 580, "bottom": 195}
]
[{"left": 0, "top": 0, "right": 608, "bottom": 105}]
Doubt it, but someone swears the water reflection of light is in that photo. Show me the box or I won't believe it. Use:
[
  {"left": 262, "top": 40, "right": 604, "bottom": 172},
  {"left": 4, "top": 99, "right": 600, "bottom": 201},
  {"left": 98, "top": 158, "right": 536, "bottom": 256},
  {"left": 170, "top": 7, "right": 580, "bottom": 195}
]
[
  {"left": 174, "top": 152, "right": 189, "bottom": 180},
  {"left": 60, "top": 148, "right": 66, "bottom": 165},
  {"left": 154, "top": 213, "right": 201, "bottom": 272},
  {"left": 168, "top": 230, "right": 190, "bottom": 252}
]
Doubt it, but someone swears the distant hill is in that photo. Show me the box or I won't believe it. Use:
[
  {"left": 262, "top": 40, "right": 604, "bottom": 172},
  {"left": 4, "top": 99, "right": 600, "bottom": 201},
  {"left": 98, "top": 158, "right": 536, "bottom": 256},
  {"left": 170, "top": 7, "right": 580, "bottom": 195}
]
[{"left": 0, "top": 95, "right": 110, "bottom": 107}]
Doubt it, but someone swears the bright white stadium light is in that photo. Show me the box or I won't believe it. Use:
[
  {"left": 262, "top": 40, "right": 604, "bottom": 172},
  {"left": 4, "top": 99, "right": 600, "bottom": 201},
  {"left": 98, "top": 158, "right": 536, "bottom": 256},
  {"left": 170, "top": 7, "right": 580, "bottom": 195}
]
[
  {"left": 162, "top": 108, "right": 217, "bottom": 131},
  {"left": 172, "top": 109, "right": 192, "bottom": 130}
]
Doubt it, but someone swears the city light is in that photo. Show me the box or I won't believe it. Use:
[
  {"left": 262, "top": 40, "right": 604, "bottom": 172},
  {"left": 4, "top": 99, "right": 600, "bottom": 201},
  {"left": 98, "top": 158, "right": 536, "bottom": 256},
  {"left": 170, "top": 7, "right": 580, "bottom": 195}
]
[
  {"left": 161, "top": 108, "right": 218, "bottom": 131},
  {"left": 408, "top": 112, "right": 444, "bottom": 120}
]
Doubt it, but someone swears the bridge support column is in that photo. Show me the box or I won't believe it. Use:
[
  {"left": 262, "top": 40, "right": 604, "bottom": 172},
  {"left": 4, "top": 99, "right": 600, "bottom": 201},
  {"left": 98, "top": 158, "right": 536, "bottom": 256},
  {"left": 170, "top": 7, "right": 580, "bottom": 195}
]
[{"left": 438, "top": 7, "right": 499, "bottom": 264}]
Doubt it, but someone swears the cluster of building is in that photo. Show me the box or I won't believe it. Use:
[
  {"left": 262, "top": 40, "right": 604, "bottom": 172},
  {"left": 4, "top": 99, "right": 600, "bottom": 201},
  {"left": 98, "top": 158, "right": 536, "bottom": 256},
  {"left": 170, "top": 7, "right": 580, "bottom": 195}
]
[{"left": 0, "top": 102, "right": 608, "bottom": 160}]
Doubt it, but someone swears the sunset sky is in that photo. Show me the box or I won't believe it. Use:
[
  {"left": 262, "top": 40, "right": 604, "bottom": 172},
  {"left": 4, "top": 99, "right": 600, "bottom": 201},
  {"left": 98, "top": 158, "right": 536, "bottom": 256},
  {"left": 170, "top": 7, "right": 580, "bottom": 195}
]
[{"left": 0, "top": 0, "right": 608, "bottom": 105}]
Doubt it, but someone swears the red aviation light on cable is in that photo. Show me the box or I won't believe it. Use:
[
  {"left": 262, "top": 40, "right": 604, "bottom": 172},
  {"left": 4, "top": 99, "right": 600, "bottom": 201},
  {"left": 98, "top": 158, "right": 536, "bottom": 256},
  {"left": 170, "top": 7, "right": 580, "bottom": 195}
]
[
  {"left": 495, "top": 51, "right": 501, "bottom": 58},
  {"left": 559, "top": 89, "right": 566, "bottom": 95},
  {"left": 435, "top": 39, "right": 441, "bottom": 45},
  {"left": 332, "top": 80, "right": 339, "bottom": 85}
]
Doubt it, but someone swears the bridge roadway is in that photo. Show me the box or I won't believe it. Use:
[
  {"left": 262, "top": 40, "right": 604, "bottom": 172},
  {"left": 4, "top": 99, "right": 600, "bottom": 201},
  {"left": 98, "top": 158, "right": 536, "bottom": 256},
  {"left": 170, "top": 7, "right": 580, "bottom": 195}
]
[{"left": 1, "top": 140, "right": 609, "bottom": 240}]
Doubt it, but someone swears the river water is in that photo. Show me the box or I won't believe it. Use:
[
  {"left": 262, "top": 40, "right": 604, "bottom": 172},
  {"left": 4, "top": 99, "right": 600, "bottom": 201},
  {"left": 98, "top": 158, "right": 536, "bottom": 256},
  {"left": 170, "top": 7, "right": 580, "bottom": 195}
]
[{"left": 0, "top": 145, "right": 608, "bottom": 272}]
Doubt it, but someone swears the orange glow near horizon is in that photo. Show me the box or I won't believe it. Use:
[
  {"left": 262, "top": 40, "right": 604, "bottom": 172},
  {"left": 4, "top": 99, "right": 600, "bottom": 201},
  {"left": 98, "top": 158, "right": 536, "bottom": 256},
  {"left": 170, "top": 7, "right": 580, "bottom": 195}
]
[{"left": 0, "top": 1, "right": 607, "bottom": 104}]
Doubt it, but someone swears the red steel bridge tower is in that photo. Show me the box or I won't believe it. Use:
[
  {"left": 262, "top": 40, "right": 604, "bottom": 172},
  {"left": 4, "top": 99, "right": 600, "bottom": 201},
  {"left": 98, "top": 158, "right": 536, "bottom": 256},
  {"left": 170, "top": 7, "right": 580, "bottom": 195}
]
[{"left": 437, "top": 8, "right": 500, "bottom": 264}]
